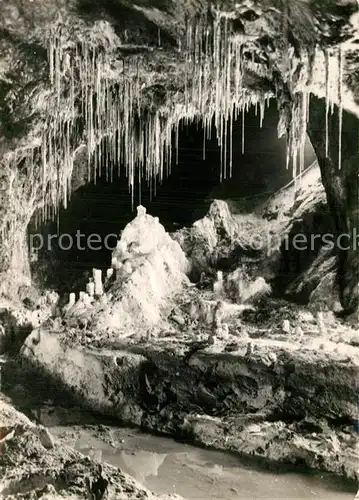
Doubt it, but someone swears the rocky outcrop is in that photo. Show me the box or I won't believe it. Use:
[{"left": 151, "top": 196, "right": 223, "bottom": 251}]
[
  {"left": 19, "top": 320, "right": 359, "bottom": 480},
  {"left": 307, "top": 96, "right": 359, "bottom": 314},
  {"left": 0, "top": 396, "right": 182, "bottom": 500}
]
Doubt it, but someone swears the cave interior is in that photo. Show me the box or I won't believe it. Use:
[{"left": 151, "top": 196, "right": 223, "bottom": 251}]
[{"left": 0, "top": 2, "right": 359, "bottom": 497}]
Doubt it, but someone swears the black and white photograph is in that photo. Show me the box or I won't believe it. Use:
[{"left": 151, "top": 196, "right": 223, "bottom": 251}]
[{"left": 0, "top": 1, "right": 358, "bottom": 499}]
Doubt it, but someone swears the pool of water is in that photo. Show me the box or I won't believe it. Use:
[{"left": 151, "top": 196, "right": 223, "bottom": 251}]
[{"left": 50, "top": 425, "right": 356, "bottom": 500}]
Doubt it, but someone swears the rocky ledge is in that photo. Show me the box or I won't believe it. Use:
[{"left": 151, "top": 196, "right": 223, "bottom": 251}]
[
  {"left": 0, "top": 396, "right": 182, "bottom": 500},
  {"left": 18, "top": 309, "right": 359, "bottom": 483}
]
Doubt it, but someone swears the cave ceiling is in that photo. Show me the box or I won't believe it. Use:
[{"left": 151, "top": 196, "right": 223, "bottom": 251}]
[{"left": 0, "top": 0, "right": 358, "bottom": 226}]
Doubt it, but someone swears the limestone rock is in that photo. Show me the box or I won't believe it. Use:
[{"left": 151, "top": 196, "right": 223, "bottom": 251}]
[
  {"left": 282, "top": 320, "right": 291, "bottom": 334},
  {"left": 309, "top": 272, "right": 339, "bottom": 310},
  {"left": 172, "top": 200, "right": 265, "bottom": 279},
  {"left": 34, "top": 425, "right": 55, "bottom": 449}
]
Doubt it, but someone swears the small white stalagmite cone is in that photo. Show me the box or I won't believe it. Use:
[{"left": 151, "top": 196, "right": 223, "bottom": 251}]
[
  {"left": 137, "top": 205, "right": 146, "bottom": 217},
  {"left": 79, "top": 291, "right": 86, "bottom": 302},
  {"left": 107, "top": 268, "right": 114, "bottom": 279},
  {"left": 93, "top": 269, "right": 104, "bottom": 296},
  {"left": 86, "top": 280, "right": 95, "bottom": 297},
  {"left": 282, "top": 319, "right": 291, "bottom": 334},
  {"left": 68, "top": 293, "right": 76, "bottom": 308}
]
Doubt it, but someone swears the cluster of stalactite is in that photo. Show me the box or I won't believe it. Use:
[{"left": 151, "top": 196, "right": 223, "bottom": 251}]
[
  {"left": 2, "top": 10, "right": 347, "bottom": 229},
  {"left": 37, "top": 15, "right": 272, "bottom": 219}
]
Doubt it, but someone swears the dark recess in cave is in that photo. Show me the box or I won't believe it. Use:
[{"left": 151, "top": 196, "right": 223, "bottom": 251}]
[{"left": 28, "top": 100, "right": 316, "bottom": 294}]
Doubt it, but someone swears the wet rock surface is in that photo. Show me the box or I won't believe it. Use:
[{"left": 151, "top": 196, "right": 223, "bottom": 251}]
[
  {"left": 18, "top": 307, "right": 359, "bottom": 482},
  {"left": 0, "top": 396, "right": 182, "bottom": 500}
]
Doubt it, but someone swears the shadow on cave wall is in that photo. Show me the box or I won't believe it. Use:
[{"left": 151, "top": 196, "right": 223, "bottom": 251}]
[{"left": 28, "top": 100, "right": 316, "bottom": 295}]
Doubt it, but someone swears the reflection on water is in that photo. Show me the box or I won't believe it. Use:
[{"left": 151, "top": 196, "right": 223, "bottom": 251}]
[{"left": 51, "top": 426, "right": 355, "bottom": 500}]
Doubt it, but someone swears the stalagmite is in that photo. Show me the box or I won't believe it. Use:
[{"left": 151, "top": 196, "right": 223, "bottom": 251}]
[
  {"left": 39, "top": 14, "right": 281, "bottom": 223},
  {"left": 213, "top": 271, "right": 224, "bottom": 298},
  {"left": 93, "top": 269, "right": 104, "bottom": 296},
  {"left": 137, "top": 203, "right": 149, "bottom": 222},
  {"left": 67, "top": 293, "right": 76, "bottom": 309},
  {"left": 86, "top": 279, "right": 95, "bottom": 297},
  {"left": 83, "top": 293, "right": 91, "bottom": 306}
]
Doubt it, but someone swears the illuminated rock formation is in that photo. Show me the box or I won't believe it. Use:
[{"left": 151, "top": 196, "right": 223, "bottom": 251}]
[{"left": 0, "top": 0, "right": 357, "bottom": 311}]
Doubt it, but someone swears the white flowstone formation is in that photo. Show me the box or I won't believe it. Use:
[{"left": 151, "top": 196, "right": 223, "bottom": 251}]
[
  {"left": 93, "top": 208, "right": 189, "bottom": 335},
  {"left": 106, "top": 268, "right": 114, "bottom": 279}
]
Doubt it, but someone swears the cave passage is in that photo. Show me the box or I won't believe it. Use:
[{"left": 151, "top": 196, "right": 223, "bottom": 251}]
[{"left": 29, "top": 100, "right": 316, "bottom": 294}]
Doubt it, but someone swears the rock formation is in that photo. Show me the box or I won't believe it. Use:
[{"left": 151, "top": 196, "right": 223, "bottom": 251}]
[
  {"left": 0, "top": 3, "right": 358, "bottom": 496},
  {"left": 0, "top": 396, "right": 182, "bottom": 500},
  {"left": 0, "top": 0, "right": 357, "bottom": 312}
]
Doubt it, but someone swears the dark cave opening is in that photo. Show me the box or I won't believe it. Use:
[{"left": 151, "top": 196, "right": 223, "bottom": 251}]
[{"left": 28, "top": 100, "right": 316, "bottom": 294}]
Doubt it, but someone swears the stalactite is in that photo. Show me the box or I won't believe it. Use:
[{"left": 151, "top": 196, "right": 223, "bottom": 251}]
[{"left": 259, "top": 99, "right": 265, "bottom": 128}]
